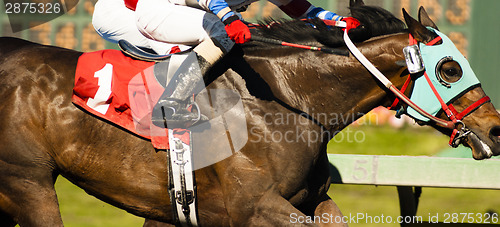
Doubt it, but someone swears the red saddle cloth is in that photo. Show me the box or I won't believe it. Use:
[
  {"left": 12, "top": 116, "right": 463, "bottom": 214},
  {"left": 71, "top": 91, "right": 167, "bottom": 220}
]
[{"left": 72, "top": 49, "right": 173, "bottom": 149}]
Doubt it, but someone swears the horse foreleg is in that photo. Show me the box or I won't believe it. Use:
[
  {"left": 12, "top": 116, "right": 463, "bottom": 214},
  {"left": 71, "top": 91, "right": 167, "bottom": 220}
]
[
  {"left": 0, "top": 171, "right": 63, "bottom": 227},
  {"left": 313, "top": 194, "right": 347, "bottom": 227},
  {"left": 239, "top": 190, "right": 317, "bottom": 227}
]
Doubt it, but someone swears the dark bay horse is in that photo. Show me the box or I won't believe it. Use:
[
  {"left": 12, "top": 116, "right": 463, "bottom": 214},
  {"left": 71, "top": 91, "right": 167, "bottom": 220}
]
[{"left": 1, "top": 1, "right": 500, "bottom": 226}]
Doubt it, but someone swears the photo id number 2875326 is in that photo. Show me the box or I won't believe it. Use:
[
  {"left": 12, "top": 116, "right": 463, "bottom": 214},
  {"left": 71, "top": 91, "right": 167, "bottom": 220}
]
[{"left": 5, "top": 2, "right": 62, "bottom": 14}]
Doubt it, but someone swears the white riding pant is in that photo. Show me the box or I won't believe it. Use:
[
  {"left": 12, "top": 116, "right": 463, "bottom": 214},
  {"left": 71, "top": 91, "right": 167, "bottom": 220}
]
[{"left": 92, "top": 0, "right": 233, "bottom": 54}]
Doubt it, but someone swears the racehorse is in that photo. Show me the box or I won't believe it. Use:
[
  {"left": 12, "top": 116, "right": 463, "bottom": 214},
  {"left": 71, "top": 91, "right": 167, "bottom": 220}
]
[{"left": 1, "top": 0, "right": 499, "bottom": 226}]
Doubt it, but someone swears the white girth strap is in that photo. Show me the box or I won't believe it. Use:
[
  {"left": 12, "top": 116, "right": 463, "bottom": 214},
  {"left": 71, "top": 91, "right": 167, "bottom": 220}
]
[{"left": 168, "top": 129, "right": 198, "bottom": 226}]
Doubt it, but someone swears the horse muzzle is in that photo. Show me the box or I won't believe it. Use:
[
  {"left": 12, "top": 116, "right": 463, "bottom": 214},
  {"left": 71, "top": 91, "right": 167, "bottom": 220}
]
[{"left": 463, "top": 125, "right": 500, "bottom": 160}]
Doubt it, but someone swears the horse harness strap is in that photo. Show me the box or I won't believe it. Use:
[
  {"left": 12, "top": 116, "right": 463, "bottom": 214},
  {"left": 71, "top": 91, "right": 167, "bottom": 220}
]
[
  {"left": 447, "top": 96, "right": 491, "bottom": 121},
  {"left": 167, "top": 129, "right": 199, "bottom": 226}
]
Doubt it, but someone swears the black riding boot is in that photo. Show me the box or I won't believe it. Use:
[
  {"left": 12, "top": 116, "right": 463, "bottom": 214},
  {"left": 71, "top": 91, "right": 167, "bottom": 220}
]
[{"left": 151, "top": 52, "right": 208, "bottom": 128}]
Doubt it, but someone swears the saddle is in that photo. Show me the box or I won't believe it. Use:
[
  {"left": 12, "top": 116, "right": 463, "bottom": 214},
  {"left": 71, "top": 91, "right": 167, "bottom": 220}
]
[
  {"left": 118, "top": 39, "right": 191, "bottom": 62},
  {"left": 73, "top": 41, "right": 248, "bottom": 226}
]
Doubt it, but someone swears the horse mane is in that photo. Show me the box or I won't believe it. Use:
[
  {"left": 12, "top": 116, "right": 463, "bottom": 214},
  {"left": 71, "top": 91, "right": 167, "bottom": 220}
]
[{"left": 246, "top": 5, "right": 406, "bottom": 49}]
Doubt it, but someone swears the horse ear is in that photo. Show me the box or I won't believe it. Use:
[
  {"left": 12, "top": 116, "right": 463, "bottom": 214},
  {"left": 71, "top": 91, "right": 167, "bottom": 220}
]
[
  {"left": 349, "top": 0, "right": 365, "bottom": 7},
  {"left": 403, "top": 8, "right": 438, "bottom": 44},
  {"left": 418, "top": 7, "right": 439, "bottom": 30}
]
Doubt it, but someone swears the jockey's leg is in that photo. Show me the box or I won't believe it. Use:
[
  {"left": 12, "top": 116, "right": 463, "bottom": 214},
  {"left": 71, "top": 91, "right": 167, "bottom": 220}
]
[
  {"left": 135, "top": 0, "right": 234, "bottom": 127},
  {"left": 150, "top": 39, "right": 229, "bottom": 128},
  {"left": 135, "top": 0, "right": 232, "bottom": 50},
  {"left": 92, "top": 0, "right": 182, "bottom": 54}
]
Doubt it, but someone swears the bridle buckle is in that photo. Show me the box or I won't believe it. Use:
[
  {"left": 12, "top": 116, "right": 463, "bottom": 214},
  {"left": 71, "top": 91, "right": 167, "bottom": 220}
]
[
  {"left": 403, "top": 44, "right": 425, "bottom": 74},
  {"left": 449, "top": 121, "right": 471, "bottom": 148}
]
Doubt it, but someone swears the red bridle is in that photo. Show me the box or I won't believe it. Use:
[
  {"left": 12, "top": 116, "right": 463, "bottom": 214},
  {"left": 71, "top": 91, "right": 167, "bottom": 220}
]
[{"left": 390, "top": 34, "right": 491, "bottom": 147}]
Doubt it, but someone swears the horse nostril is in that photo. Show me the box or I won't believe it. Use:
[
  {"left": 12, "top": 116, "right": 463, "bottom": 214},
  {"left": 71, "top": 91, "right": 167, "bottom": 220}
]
[{"left": 489, "top": 126, "right": 500, "bottom": 142}]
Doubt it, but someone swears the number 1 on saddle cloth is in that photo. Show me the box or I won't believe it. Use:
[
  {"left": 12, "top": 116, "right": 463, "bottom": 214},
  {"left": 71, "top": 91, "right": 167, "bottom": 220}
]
[{"left": 151, "top": 51, "right": 208, "bottom": 129}]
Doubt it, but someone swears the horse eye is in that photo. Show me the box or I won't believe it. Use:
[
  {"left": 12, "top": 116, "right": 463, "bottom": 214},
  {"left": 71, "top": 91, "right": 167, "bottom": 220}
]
[
  {"left": 445, "top": 68, "right": 458, "bottom": 77},
  {"left": 436, "top": 58, "right": 462, "bottom": 85}
]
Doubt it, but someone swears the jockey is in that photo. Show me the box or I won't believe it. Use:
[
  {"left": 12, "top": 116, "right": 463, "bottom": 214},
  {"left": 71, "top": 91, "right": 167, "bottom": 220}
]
[{"left": 92, "top": 0, "right": 360, "bottom": 127}]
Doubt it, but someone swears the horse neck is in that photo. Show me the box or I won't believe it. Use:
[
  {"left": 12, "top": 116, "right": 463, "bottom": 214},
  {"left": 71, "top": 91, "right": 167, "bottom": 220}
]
[{"left": 245, "top": 32, "right": 410, "bottom": 132}]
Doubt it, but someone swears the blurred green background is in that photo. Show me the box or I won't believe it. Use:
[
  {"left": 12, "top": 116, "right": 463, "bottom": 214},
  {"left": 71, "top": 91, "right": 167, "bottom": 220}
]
[{"left": 2, "top": 0, "right": 499, "bottom": 226}]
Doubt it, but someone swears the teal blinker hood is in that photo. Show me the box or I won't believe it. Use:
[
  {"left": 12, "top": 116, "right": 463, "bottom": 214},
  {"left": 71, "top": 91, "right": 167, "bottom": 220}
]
[{"left": 406, "top": 28, "right": 481, "bottom": 122}]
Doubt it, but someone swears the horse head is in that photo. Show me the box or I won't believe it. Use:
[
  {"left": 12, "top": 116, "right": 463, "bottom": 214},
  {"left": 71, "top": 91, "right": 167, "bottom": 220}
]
[
  {"left": 397, "top": 6, "right": 500, "bottom": 160},
  {"left": 248, "top": 0, "right": 500, "bottom": 160}
]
